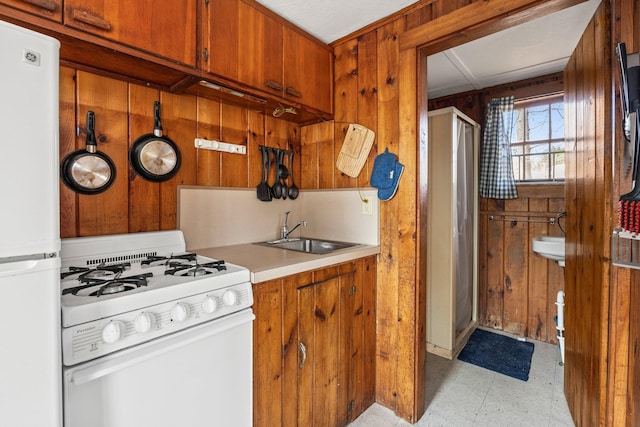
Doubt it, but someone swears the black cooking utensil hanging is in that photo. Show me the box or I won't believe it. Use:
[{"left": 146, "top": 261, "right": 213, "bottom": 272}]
[
  {"left": 271, "top": 148, "right": 282, "bottom": 199},
  {"left": 287, "top": 150, "right": 299, "bottom": 200},
  {"left": 279, "top": 149, "right": 289, "bottom": 200},
  {"left": 60, "top": 110, "right": 116, "bottom": 195},
  {"left": 267, "top": 147, "right": 275, "bottom": 198},
  {"left": 256, "top": 146, "right": 272, "bottom": 201},
  {"left": 129, "top": 101, "right": 181, "bottom": 182},
  {"left": 272, "top": 148, "right": 289, "bottom": 199}
]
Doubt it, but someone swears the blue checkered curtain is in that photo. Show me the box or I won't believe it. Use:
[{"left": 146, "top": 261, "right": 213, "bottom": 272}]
[{"left": 479, "top": 96, "right": 518, "bottom": 199}]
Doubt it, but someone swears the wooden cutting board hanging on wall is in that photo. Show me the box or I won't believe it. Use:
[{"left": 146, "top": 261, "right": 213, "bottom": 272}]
[{"left": 336, "top": 124, "right": 375, "bottom": 178}]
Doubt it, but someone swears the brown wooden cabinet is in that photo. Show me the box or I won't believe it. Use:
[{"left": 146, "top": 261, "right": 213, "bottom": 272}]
[
  {"left": 296, "top": 264, "right": 350, "bottom": 426},
  {"left": 282, "top": 27, "right": 333, "bottom": 115},
  {"left": 1, "top": 0, "right": 331, "bottom": 120},
  {"left": 0, "top": 0, "right": 61, "bottom": 22},
  {"left": 205, "top": 0, "right": 282, "bottom": 96},
  {"left": 203, "top": 0, "right": 333, "bottom": 115},
  {"left": 63, "top": 0, "right": 197, "bottom": 66},
  {"left": 252, "top": 256, "right": 376, "bottom": 427}
]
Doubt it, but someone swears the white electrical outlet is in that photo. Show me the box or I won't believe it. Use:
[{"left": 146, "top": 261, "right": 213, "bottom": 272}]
[{"left": 361, "top": 198, "right": 373, "bottom": 216}]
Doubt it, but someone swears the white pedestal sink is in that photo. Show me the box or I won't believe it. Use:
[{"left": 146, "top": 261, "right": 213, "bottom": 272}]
[{"left": 532, "top": 236, "right": 565, "bottom": 267}]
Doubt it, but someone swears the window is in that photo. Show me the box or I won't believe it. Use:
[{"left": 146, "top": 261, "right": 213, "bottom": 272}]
[{"left": 504, "top": 95, "right": 564, "bottom": 182}]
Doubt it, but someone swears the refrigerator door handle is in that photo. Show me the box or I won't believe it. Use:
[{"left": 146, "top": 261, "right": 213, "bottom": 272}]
[
  {"left": 0, "top": 257, "right": 59, "bottom": 277},
  {"left": 0, "top": 252, "right": 55, "bottom": 263},
  {"left": 0, "top": 260, "right": 39, "bottom": 277}
]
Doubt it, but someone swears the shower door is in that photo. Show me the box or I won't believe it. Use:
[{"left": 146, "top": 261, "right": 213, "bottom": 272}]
[{"left": 427, "top": 107, "right": 479, "bottom": 360}]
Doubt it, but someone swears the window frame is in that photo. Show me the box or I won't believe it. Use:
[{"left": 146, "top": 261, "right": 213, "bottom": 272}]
[{"left": 509, "top": 94, "right": 565, "bottom": 183}]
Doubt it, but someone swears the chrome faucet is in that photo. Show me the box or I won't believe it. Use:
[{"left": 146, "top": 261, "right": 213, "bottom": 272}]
[{"left": 280, "top": 211, "right": 307, "bottom": 240}]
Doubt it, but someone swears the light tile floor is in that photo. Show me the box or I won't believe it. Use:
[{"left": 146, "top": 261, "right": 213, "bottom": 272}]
[{"left": 348, "top": 336, "right": 574, "bottom": 426}]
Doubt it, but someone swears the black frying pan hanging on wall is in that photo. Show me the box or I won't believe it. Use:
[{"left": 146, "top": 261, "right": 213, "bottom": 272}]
[
  {"left": 60, "top": 111, "right": 116, "bottom": 195},
  {"left": 129, "top": 101, "right": 181, "bottom": 182}
]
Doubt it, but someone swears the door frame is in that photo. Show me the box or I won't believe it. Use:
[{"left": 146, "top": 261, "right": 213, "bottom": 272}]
[{"left": 392, "top": 0, "right": 589, "bottom": 421}]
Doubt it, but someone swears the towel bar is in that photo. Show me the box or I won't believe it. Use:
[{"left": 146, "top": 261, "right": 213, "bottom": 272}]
[{"left": 489, "top": 215, "right": 555, "bottom": 225}]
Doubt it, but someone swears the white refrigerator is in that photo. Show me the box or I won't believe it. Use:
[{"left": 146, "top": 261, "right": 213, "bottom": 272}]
[{"left": 0, "top": 19, "right": 62, "bottom": 427}]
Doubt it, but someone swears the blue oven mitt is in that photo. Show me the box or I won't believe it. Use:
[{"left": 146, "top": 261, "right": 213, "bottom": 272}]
[{"left": 370, "top": 148, "right": 404, "bottom": 201}]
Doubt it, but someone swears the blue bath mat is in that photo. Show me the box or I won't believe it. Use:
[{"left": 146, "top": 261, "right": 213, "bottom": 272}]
[{"left": 457, "top": 329, "right": 534, "bottom": 381}]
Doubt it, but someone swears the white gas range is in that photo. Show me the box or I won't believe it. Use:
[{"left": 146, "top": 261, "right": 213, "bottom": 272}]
[{"left": 60, "top": 230, "right": 254, "bottom": 427}]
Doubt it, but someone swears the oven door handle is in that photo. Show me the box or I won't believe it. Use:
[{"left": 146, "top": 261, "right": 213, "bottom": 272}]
[{"left": 67, "top": 310, "right": 255, "bottom": 386}]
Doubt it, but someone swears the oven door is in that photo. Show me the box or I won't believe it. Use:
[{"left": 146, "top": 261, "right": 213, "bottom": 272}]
[{"left": 63, "top": 309, "right": 254, "bottom": 427}]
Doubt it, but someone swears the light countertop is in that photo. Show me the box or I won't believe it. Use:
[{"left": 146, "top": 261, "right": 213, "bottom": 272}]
[{"left": 192, "top": 242, "right": 380, "bottom": 283}]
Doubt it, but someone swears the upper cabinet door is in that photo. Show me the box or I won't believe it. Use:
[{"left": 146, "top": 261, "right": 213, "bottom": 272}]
[
  {"left": 63, "top": 0, "right": 197, "bottom": 67},
  {"left": 283, "top": 28, "right": 333, "bottom": 115},
  {"left": 238, "top": 1, "right": 283, "bottom": 97},
  {"left": 205, "top": 0, "right": 239, "bottom": 79},
  {"left": 204, "top": 0, "right": 333, "bottom": 116},
  {"left": 206, "top": 0, "right": 283, "bottom": 96},
  {"left": 0, "top": 0, "right": 62, "bottom": 22}
]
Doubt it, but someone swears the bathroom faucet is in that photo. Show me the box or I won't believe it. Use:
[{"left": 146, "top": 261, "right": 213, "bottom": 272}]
[{"left": 280, "top": 211, "right": 307, "bottom": 240}]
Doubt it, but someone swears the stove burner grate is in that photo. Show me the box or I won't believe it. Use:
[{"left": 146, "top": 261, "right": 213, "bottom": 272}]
[
  {"left": 61, "top": 262, "right": 131, "bottom": 280},
  {"left": 164, "top": 260, "right": 227, "bottom": 277},
  {"left": 62, "top": 273, "right": 152, "bottom": 297},
  {"left": 141, "top": 253, "right": 197, "bottom": 267}
]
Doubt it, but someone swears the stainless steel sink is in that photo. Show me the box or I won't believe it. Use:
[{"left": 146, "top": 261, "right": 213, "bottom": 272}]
[{"left": 255, "top": 238, "right": 359, "bottom": 254}]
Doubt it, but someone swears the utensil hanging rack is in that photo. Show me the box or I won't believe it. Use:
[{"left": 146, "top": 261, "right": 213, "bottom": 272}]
[{"left": 489, "top": 215, "right": 556, "bottom": 226}]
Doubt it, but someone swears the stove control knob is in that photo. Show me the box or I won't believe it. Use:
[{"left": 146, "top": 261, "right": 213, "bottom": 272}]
[
  {"left": 222, "top": 289, "right": 239, "bottom": 306},
  {"left": 171, "top": 302, "right": 190, "bottom": 322},
  {"left": 133, "top": 312, "right": 156, "bottom": 333},
  {"left": 102, "top": 320, "right": 126, "bottom": 344},
  {"left": 202, "top": 296, "right": 218, "bottom": 314}
]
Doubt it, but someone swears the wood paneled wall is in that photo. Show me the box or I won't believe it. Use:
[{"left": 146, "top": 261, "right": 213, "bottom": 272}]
[
  {"left": 559, "top": 1, "right": 640, "bottom": 425},
  {"left": 58, "top": 67, "right": 300, "bottom": 238},
  {"left": 329, "top": 0, "right": 587, "bottom": 422},
  {"left": 563, "top": 3, "right": 611, "bottom": 425},
  {"left": 606, "top": 0, "right": 640, "bottom": 426},
  {"left": 479, "top": 188, "right": 565, "bottom": 342}
]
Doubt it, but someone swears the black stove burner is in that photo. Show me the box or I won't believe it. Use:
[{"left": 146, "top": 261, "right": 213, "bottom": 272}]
[
  {"left": 61, "top": 262, "right": 131, "bottom": 280},
  {"left": 141, "top": 253, "right": 197, "bottom": 266},
  {"left": 60, "top": 266, "right": 90, "bottom": 279},
  {"left": 164, "top": 260, "right": 226, "bottom": 277},
  {"left": 62, "top": 273, "right": 152, "bottom": 297},
  {"left": 88, "top": 280, "right": 139, "bottom": 297}
]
